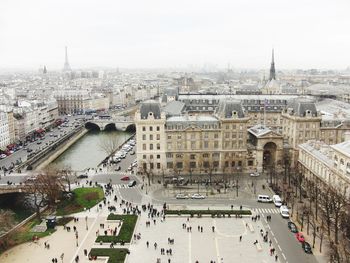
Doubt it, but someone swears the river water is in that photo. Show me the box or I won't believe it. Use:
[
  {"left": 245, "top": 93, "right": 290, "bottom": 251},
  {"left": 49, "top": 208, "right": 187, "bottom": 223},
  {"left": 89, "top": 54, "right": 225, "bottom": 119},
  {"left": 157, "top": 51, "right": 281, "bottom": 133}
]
[{"left": 52, "top": 130, "right": 131, "bottom": 171}]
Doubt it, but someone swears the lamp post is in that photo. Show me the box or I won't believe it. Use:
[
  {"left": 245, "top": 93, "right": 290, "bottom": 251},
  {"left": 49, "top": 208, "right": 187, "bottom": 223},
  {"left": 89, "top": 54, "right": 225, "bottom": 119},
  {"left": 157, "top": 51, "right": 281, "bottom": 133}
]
[{"left": 85, "top": 215, "right": 88, "bottom": 230}]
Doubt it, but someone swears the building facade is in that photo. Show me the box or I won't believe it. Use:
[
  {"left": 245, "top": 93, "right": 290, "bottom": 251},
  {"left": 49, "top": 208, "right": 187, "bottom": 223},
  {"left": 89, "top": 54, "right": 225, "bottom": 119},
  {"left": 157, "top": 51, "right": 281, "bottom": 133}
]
[{"left": 0, "top": 112, "right": 10, "bottom": 150}]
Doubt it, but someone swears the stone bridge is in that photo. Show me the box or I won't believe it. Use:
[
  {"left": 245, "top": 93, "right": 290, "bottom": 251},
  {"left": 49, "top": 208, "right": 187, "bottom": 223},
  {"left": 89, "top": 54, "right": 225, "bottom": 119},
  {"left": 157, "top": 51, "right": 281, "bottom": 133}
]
[
  {"left": 0, "top": 185, "right": 29, "bottom": 195},
  {"left": 85, "top": 116, "right": 135, "bottom": 131}
]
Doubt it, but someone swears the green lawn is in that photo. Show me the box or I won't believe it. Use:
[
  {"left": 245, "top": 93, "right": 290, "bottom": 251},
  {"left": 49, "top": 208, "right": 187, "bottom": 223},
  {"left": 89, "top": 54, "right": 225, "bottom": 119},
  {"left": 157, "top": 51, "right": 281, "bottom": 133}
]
[
  {"left": 96, "top": 214, "right": 138, "bottom": 243},
  {"left": 89, "top": 248, "right": 129, "bottom": 263},
  {"left": 56, "top": 187, "right": 104, "bottom": 216}
]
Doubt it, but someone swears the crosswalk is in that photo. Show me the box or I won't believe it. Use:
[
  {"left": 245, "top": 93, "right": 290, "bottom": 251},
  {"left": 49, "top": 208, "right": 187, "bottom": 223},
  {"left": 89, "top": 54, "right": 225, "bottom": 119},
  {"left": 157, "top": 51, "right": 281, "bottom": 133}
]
[
  {"left": 114, "top": 184, "right": 132, "bottom": 189},
  {"left": 255, "top": 208, "right": 280, "bottom": 214}
]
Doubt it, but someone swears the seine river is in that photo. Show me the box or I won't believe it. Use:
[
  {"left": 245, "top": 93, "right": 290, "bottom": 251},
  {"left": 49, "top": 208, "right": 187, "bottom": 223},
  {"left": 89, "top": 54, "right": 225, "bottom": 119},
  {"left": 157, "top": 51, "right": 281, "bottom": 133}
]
[{"left": 53, "top": 130, "right": 131, "bottom": 171}]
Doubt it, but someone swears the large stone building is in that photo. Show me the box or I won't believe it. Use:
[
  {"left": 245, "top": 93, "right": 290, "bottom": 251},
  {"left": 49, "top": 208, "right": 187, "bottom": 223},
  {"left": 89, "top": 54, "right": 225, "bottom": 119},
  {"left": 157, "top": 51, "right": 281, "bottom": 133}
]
[
  {"left": 135, "top": 95, "right": 350, "bottom": 177},
  {"left": 298, "top": 136, "right": 350, "bottom": 197},
  {"left": 54, "top": 90, "right": 110, "bottom": 114},
  {"left": 0, "top": 112, "right": 10, "bottom": 150}
]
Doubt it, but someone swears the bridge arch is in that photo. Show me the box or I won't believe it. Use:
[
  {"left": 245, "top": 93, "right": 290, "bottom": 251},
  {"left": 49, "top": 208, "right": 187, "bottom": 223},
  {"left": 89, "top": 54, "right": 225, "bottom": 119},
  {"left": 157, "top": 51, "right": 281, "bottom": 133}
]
[
  {"left": 125, "top": 124, "right": 136, "bottom": 132},
  {"left": 104, "top": 123, "right": 117, "bottom": 131},
  {"left": 85, "top": 122, "right": 101, "bottom": 131}
]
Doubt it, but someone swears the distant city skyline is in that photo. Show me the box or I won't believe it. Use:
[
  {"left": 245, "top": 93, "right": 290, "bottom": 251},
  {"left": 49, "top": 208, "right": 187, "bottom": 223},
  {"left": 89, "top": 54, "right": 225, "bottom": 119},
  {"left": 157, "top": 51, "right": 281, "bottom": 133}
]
[{"left": 0, "top": 0, "right": 350, "bottom": 70}]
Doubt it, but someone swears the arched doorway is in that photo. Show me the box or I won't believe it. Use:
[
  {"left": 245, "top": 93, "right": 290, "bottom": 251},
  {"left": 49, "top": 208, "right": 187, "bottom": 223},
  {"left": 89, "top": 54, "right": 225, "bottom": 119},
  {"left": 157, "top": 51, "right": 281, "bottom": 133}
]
[{"left": 263, "top": 142, "right": 277, "bottom": 170}]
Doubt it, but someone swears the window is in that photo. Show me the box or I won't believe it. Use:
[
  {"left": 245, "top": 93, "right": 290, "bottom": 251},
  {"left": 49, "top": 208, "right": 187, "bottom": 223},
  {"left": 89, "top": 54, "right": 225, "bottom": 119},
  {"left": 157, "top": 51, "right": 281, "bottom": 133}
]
[
  {"left": 150, "top": 134, "right": 153, "bottom": 140},
  {"left": 156, "top": 163, "right": 161, "bottom": 169},
  {"left": 150, "top": 126, "right": 153, "bottom": 131},
  {"left": 166, "top": 153, "right": 173, "bottom": 158},
  {"left": 142, "top": 134, "right": 146, "bottom": 140},
  {"left": 143, "top": 163, "right": 147, "bottom": 170},
  {"left": 225, "top": 161, "right": 229, "bottom": 167},
  {"left": 143, "top": 155, "right": 146, "bottom": 159},
  {"left": 150, "top": 163, "right": 154, "bottom": 169},
  {"left": 142, "top": 126, "right": 146, "bottom": 131},
  {"left": 150, "top": 144, "right": 153, "bottom": 150},
  {"left": 232, "top": 161, "right": 236, "bottom": 167},
  {"left": 156, "top": 126, "right": 160, "bottom": 131},
  {"left": 167, "top": 135, "right": 172, "bottom": 139},
  {"left": 203, "top": 153, "right": 209, "bottom": 158},
  {"left": 176, "top": 154, "right": 183, "bottom": 158},
  {"left": 157, "top": 143, "right": 160, "bottom": 150},
  {"left": 176, "top": 162, "right": 183, "bottom": 169},
  {"left": 238, "top": 161, "right": 242, "bottom": 167},
  {"left": 204, "top": 161, "right": 209, "bottom": 168},
  {"left": 190, "top": 162, "right": 196, "bottom": 168},
  {"left": 214, "top": 133, "right": 219, "bottom": 139},
  {"left": 150, "top": 155, "right": 154, "bottom": 159},
  {"left": 142, "top": 144, "right": 146, "bottom": 150},
  {"left": 157, "top": 154, "right": 160, "bottom": 159},
  {"left": 191, "top": 141, "right": 196, "bottom": 149},
  {"left": 190, "top": 154, "right": 196, "bottom": 160},
  {"left": 213, "top": 161, "right": 219, "bottom": 167},
  {"left": 157, "top": 134, "right": 160, "bottom": 140},
  {"left": 167, "top": 162, "right": 173, "bottom": 169},
  {"left": 248, "top": 160, "right": 254, "bottom": 166},
  {"left": 214, "top": 141, "right": 219, "bottom": 148}
]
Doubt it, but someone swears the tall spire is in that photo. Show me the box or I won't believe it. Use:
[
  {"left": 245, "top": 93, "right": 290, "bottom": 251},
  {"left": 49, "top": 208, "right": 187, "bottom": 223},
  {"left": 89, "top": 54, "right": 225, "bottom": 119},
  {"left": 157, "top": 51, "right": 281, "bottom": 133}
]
[
  {"left": 269, "top": 48, "right": 276, "bottom": 81},
  {"left": 63, "top": 46, "right": 72, "bottom": 72}
]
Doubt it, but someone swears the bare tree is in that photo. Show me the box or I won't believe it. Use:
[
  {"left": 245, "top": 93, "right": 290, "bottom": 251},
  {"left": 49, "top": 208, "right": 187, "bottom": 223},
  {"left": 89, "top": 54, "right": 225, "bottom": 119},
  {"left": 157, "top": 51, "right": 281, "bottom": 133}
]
[
  {"left": 99, "top": 133, "right": 122, "bottom": 156},
  {"left": 139, "top": 160, "right": 154, "bottom": 186},
  {"left": 24, "top": 169, "right": 65, "bottom": 219}
]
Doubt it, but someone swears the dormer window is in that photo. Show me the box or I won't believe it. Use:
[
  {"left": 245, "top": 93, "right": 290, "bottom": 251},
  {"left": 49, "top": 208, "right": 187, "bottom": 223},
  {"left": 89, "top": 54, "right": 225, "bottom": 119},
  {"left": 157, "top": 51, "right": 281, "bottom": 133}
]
[
  {"left": 232, "top": 111, "right": 238, "bottom": 118},
  {"left": 148, "top": 112, "right": 153, "bottom": 118},
  {"left": 306, "top": 110, "right": 311, "bottom": 117}
]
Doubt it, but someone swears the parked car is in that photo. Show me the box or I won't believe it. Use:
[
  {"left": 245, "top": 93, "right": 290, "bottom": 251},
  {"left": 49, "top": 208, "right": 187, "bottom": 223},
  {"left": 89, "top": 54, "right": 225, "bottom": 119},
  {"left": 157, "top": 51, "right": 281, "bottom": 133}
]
[
  {"left": 290, "top": 223, "right": 298, "bottom": 233},
  {"left": 296, "top": 232, "right": 305, "bottom": 243},
  {"left": 27, "top": 148, "right": 33, "bottom": 153},
  {"left": 250, "top": 172, "right": 260, "bottom": 177},
  {"left": 0, "top": 154, "right": 7, "bottom": 159},
  {"left": 130, "top": 151, "right": 135, "bottom": 155},
  {"left": 191, "top": 193, "right": 205, "bottom": 199},
  {"left": 77, "top": 174, "right": 88, "bottom": 179},
  {"left": 272, "top": 195, "right": 282, "bottom": 207},
  {"left": 302, "top": 242, "right": 312, "bottom": 254},
  {"left": 128, "top": 180, "right": 137, "bottom": 187},
  {"left": 121, "top": 176, "right": 130, "bottom": 181},
  {"left": 280, "top": 205, "right": 290, "bottom": 218},
  {"left": 175, "top": 193, "right": 189, "bottom": 199},
  {"left": 115, "top": 166, "right": 121, "bottom": 171}
]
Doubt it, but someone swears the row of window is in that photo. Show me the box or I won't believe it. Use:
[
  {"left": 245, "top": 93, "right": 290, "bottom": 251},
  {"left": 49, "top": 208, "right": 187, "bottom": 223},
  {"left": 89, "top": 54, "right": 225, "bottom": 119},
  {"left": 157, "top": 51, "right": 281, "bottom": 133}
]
[
  {"left": 142, "top": 143, "right": 161, "bottom": 150},
  {"left": 141, "top": 126, "right": 161, "bottom": 132}
]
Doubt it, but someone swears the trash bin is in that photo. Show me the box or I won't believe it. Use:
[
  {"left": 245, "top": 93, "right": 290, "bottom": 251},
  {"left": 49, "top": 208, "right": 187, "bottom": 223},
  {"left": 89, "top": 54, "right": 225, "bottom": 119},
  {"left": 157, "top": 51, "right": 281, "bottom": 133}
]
[{"left": 46, "top": 216, "right": 57, "bottom": 229}]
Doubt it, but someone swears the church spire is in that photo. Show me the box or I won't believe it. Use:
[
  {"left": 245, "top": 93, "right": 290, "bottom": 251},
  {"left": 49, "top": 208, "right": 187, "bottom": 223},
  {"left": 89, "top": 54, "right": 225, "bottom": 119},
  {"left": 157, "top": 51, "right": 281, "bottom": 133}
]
[{"left": 269, "top": 48, "right": 276, "bottom": 80}]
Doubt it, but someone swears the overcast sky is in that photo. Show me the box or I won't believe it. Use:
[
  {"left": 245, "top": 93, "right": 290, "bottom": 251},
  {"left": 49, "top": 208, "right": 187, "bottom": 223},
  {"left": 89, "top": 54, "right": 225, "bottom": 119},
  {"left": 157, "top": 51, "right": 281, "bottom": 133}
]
[{"left": 0, "top": 0, "right": 349, "bottom": 70}]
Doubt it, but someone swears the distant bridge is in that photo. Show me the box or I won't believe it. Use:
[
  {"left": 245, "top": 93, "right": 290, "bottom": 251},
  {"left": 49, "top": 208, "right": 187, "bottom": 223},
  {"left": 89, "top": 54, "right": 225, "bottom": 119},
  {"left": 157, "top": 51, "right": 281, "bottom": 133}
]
[{"left": 85, "top": 116, "right": 135, "bottom": 131}]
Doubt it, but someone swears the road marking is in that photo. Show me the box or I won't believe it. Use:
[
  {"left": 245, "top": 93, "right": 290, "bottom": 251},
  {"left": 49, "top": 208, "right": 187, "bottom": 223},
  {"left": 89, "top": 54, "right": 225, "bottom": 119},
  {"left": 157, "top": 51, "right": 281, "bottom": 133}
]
[
  {"left": 70, "top": 213, "right": 100, "bottom": 263},
  {"left": 188, "top": 230, "right": 192, "bottom": 263},
  {"left": 278, "top": 244, "right": 282, "bottom": 251},
  {"left": 213, "top": 219, "right": 221, "bottom": 262},
  {"left": 271, "top": 230, "right": 275, "bottom": 236},
  {"left": 274, "top": 237, "right": 278, "bottom": 243},
  {"left": 282, "top": 253, "right": 286, "bottom": 260}
]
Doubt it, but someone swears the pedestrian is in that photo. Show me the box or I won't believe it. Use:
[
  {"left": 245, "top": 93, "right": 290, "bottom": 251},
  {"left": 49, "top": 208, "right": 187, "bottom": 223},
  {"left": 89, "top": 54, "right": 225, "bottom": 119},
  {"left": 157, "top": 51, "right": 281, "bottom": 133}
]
[
  {"left": 146, "top": 241, "right": 149, "bottom": 248},
  {"left": 84, "top": 249, "right": 87, "bottom": 256},
  {"left": 212, "top": 226, "right": 215, "bottom": 232},
  {"left": 239, "top": 235, "right": 242, "bottom": 242},
  {"left": 154, "top": 242, "right": 157, "bottom": 249},
  {"left": 275, "top": 254, "right": 278, "bottom": 261}
]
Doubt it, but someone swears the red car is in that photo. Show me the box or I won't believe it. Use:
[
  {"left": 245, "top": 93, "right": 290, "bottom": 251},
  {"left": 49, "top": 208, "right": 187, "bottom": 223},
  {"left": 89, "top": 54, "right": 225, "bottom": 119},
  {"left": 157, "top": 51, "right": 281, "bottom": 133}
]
[
  {"left": 296, "top": 232, "right": 305, "bottom": 243},
  {"left": 121, "top": 176, "right": 130, "bottom": 181}
]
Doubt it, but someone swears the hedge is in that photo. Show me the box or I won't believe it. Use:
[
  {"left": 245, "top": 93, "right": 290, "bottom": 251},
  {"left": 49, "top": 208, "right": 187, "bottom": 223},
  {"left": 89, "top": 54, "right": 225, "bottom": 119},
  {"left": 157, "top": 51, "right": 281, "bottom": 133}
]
[
  {"left": 96, "top": 214, "right": 137, "bottom": 243},
  {"left": 165, "top": 210, "right": 252, "bottom": 217},
  {"left": 89, "top": 248, "right": 129, "bottom": 263}
]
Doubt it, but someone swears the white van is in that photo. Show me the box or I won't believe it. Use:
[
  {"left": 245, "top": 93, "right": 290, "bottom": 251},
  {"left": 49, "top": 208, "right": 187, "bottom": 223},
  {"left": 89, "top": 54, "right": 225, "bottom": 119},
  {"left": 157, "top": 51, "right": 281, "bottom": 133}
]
[
  {"left": 257, "top": 195, "right": 272, "bottom": 203},
  {"left": 272, "top": 195, "right": 282, "bottom": 207},
  {"left": 280, "top": 205, "right": 289, "bottom": 218}
]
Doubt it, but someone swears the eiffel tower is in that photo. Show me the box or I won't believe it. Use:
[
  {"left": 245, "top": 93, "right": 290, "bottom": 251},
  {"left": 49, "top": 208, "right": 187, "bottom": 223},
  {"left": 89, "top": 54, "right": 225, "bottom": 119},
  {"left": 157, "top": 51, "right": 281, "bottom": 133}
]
[{"left": 63, "top": 46, "right": 72, "bottom": 72}]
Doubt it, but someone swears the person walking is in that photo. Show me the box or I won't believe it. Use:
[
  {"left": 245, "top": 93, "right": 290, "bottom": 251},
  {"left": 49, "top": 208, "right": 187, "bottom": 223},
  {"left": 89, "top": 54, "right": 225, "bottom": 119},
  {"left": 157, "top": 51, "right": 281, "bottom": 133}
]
[
  {"left": 275, "top": 254, "right": 278, "bottom": 261},
  {"left": 239, "top": 235, "right": 242, "bottom": 242}
]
